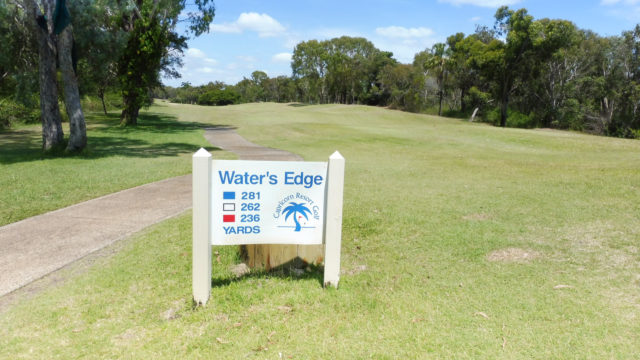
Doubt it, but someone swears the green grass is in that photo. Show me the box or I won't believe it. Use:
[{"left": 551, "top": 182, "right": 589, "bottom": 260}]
[
  {"left": 1, "top": 102, "right": 640, "bottom": 358},
  {"left": 0, "top": 108, "right": 224, "bottom": 226}
]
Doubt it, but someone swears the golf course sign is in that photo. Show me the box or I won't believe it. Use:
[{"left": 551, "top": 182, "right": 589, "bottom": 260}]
[{"left": 192, "top": 149, "right": 345, "bottom": 305}]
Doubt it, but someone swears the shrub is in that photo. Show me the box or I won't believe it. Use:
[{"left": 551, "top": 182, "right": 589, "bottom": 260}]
[
  {"left": 483, "top": 106, "right": 535, "bottom": 128},
  {"left": 81, "top": 93, "right": 123, "bottom": 113},
  {"left": 0, "top": 98, "right": 40, "bottom": 129},
  {"left": 198, "top": 89, "right": 241, "bottom": 106}
]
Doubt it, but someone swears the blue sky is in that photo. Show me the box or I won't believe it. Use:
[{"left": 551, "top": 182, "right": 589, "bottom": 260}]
[{"left": 166, "top": 0, "right": 640, "bottom": 87}]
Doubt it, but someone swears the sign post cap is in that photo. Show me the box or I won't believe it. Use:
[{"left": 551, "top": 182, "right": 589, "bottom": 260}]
[
  {"left": 329, "top": 151, "right": 344, "bottom": 160},
  {"left": 193, "top": 148, "right": 212, "bottom": 158}
]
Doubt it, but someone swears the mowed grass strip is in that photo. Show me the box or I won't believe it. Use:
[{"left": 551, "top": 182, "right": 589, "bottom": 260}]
[
  {"left": 0, "top": 107, "right": 224, "bottom": 226},
  {"left": 1, "top": 102, "right": 639, "bottom": 358}
]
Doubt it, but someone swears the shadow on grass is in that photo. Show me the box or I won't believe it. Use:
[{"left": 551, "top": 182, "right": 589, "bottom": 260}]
[
  {"left": 0, "top": 112, "right": 231, "bottom": 164},
  {"left": 212, "top": 259, "right": 325, "bottom": 288},
  {"left": 287, "top": 103, "right": 311, "bottom": 107}
]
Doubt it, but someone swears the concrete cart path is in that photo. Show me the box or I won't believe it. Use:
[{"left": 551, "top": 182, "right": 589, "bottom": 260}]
[
  {"left": 0, "top": 128, "right": 302, "bottom": 301},
  {"left": 0, "top": 175, "right": 192, "bottom": 298},
  {"left": 203, "top": 127, "right": 302, "bottom": 161}
]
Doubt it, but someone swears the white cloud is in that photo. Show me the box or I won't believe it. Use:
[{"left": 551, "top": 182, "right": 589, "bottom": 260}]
[
  {"left": 210, "top": 12, "right": 286, "bottom": 37},
  {"left": 175, "top": 47, "right": 221, "bottom": 85},
  {"left": 237, "top": 55, "right": 257, "bottom": 63},
  {"left": 599, "top": 0, "right": 640, "bottom": 23},
  {"left": 376, "top": 26, "right": 434, "bottom": 38},
  {"left": 183, "top": 48, "right": 218, "bottom": 67},
  {"left": 315, "top": 27, "right": 365, "bottom": 39},
  {"left": 272, "top": 52, "right": 292, "bottom": 63},
  {"left": 601, "top": 0, "right": 640, "bottom": 4},
  {"left": 372, "top": 26, "right": 437, "bottom": 63},
  {"left": 470, "top": 16, "right": 482, "bottom": 22},
  {"left": 186, "top": 48, "right": 207, "bottom": 58},
  {"left": 438, "top": 0, "right": 521, "bottom": 7}
]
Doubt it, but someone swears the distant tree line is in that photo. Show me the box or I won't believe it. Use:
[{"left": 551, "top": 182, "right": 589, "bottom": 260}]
[
  {"left": 3, "top": 3, "right": 639, "bottom": 145},
  {"left": 162, "top": 6, "right": 640, "bottom": 138}
]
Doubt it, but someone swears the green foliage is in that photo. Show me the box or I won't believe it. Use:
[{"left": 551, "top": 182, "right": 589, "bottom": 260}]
[
  {"left": 119, "top": 15, "right": 178, "bottom": 125},
  {"left": 377, "top": 64, "right": 424, "bottom": 112},
  {"left": 118, "top": 0, "right": 215, "bottom": 125},
  {"left": 291, "top": 36, "right": 396, "bottom": 105},
  {"left": 80, "top": 93, "right": 123, "bottom": 113},
  {"left": 197, "top": 89, "right": 241, "bottom": 106},
  {"left": 0, "top": 98, "right": 40, "bottom": 128}
]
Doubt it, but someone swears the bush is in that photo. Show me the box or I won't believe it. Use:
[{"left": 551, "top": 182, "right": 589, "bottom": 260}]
[
  {"left": 81, "top": 93, "right": 123, "bottom": 113},
  {"left": 506, "top": 110, "right": 535, "bottom": 128},
  {"left": 467, "top": 86, "right": 492, "bottom": 110},
  {"left": 198, "top": 89, "right": 241, "bottom": 106},
  {"left": 483, "top": 106, "right": 535, "bottom": 128},
  {"left": 0, "top": 98, "right": 40, "bottom": 129}
]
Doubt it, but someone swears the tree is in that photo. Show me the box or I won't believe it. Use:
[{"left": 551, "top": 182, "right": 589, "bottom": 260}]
[
  {"left": 71, "top": 0, "right": 127, "bottom": 115},
  {"left": 198, "top": 88, "right": 240, "bottom": 106},
  {"left": 23, "top": 0, "right": 64, "bottom": 150},
  {"left": 378, "top": 63, "right": 424, "bottom": 112},
  {"left": 118, "top": 0, "right": 215, "bottom": 126},
  {"left": 446, "top": 32, "right": 480, "bottom": 113},
  {"left": 291, "top": 37, "right": 394, "bottom": 105},
  {"left": 0, "top": 1, "right": 38, "bottom": 101},
  {"left": 8, "top": 0, "right": 88, "bottom": 151},
  {"left": 466, "top": 7, "right": 575, "bottom": 127},
  {"left": 525, "top": 19, "right": 581, "bottom": 128},
  {"left": 291, "top": 40, "right": 328, "bottom": 103},
  {"left": 415, "top": 43, "right": 450, "bottom": 116}
]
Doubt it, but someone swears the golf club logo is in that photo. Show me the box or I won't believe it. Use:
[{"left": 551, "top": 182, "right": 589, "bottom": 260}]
[
  {"left": 274, "top": 193, "right": 321, "bottom": 232},
  {"left": 282, "top": 202, "right": 311, "bottom": 231}
]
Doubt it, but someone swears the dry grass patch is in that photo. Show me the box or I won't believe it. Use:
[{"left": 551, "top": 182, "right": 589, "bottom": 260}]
[
  {"left": 462, "top": 213, "right": 491, "bottom": 221},
  {"left": 486, "top": 247, "right": 542, "bottom": 263}
]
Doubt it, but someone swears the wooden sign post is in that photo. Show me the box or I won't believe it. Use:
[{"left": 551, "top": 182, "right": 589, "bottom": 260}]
[{"left": 192, "top": 149, "right": 345, "bottom": 305}]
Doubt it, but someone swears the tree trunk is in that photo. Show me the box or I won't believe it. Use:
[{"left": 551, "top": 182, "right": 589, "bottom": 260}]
[
  {"left": 98, "top": 88, "right": 107, "bottom": 115},
  {"left": 58, "top": 26, "right": 87, "bottom": 152},
  {"left": 26, "top": 0, "right": 64, "bottom": 151},
  {"left": 120, "top": 94, "right": 139, "bottom": 126},
  {"left": 438, "top": 89, "right": 443, "bottom": 116},
  {"left": 500, "top": 93, "right": 508, "bottom": 127}
]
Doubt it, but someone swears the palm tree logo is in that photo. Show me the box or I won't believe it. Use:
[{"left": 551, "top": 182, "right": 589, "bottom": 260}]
[{"left": 282, "top": 202, "right": 312, "bottom": 232}]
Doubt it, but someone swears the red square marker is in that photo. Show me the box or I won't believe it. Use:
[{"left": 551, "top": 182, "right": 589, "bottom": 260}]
[{"left": 223, "top": 214, "right": 235, "bottom": 223}]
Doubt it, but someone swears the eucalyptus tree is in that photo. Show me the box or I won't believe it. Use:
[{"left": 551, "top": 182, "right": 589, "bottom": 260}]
[
  {"left": 615, "top": 25, "right": 640, "bottom": 135},
  {"left": 377, "top": 63, "right": 424, "bottom": 112},
  {"left": 21, "top": 0, "right": 64, "bottom": 150},
  {"left": 446, "top": 32, "right": 480, "bottom": 113},
  {"left": 71, "top": 0, "right": 127, "bottom": 115},
  {"left": 117, "top": 0, "right": 215, "bottom": 126},
  {"left": 291, "top": 39, "right": 328, "bottom": 103},
  {"left": 5, "top": 0, "right": 89, "bottom": 151}
]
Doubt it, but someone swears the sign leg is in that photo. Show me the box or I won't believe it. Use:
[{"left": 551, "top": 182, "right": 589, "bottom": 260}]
[
  {"left": 193, "top": 148, "right": 212, "bottom": 305},
  {"left": 323, "top": 151, "right": 345, "bottom": 288}
]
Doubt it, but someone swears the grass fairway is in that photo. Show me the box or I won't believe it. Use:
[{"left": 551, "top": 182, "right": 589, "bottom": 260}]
[{"left": 2, "top": 102, "right": 640, "bottom": 358}]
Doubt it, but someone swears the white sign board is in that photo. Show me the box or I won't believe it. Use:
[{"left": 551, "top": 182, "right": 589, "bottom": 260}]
[{"left": 211, "top": 160, "right": 328, "bottom": 245}]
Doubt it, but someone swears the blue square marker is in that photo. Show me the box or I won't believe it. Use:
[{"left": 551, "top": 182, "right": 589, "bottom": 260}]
[{"left": 223, "top": 191, "right": 235, "bottom": 200}]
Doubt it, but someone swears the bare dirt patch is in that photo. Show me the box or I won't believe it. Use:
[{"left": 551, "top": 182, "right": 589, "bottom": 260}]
[{"left": 486, "top": 248, "right": 541, "bottom": 263}]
